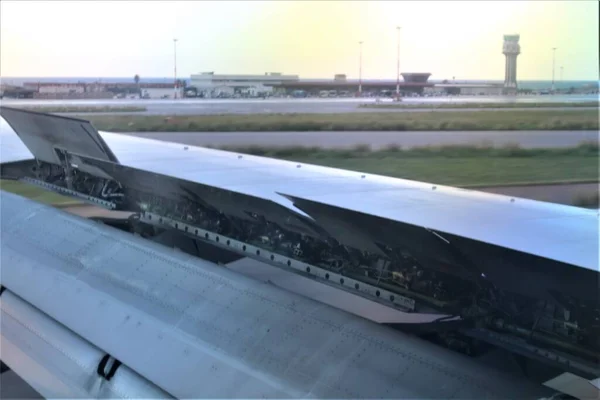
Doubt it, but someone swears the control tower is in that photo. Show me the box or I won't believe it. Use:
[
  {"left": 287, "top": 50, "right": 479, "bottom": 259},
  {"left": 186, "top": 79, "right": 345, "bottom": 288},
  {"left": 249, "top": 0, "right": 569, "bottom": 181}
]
[{"left": 502, "top": 34, "right": 520, "bottom": 94}]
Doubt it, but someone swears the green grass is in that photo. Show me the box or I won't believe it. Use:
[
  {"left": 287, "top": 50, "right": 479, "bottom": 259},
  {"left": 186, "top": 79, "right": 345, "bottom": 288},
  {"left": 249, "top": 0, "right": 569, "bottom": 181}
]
[
  {"left": 2, "top": 144, "right": 597, "bottom": 204},
  {"left": 358, "top": 101, "right": 600, "bottom": 109},
  {"left": 81, "top": 109, "right": 600, "bottom": 132},
  {"left": 0, "top": 180, "right": 80, "bottom": 206},
  {"left": 214, "top": 143, "right": 599, "bottom": 186},
  {"left": 282, "top": 156, "right": 597, "bottom": 186},
  {"left": 20, "top": 105, "right": 147, "bottom": 113}
]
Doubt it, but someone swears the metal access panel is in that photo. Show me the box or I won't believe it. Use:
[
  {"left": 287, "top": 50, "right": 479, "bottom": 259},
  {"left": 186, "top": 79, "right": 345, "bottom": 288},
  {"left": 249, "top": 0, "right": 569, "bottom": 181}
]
[{"left": 0, "top": 106, "right": 119, "bottom": 166}]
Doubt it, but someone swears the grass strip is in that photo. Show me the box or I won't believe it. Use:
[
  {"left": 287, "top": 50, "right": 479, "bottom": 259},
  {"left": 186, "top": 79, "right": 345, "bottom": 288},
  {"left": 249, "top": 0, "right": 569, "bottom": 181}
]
[
  {"left": 81, "top": 109, "right": 600, "bottom": 132},
  {"left": 0, "top": 180, "right": 80, "bottom": 206},
  {"left": 212, "top": 143, "right": 599, "bottom": 186},
  {"left": 358, "top": 101, "right": 600, "bottom": 109}
]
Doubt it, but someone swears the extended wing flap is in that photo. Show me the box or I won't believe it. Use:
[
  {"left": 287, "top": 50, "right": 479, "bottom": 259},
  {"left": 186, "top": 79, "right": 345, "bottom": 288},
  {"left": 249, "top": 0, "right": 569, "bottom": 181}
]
[{"left": 281, "top": 192, "right": 600, "bottom": 304}]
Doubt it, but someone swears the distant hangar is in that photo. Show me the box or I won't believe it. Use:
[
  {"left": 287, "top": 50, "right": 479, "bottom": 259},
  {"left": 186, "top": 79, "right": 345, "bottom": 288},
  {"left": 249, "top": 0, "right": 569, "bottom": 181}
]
[
  {"left": 187, "top": 71, "right": 507, "bottom": 97},
  {"left": 188, "top": 72, "right": 435, "bottom": 97},
  {"left": 272, "top": 73, "right": 434, "bottom": 94}
]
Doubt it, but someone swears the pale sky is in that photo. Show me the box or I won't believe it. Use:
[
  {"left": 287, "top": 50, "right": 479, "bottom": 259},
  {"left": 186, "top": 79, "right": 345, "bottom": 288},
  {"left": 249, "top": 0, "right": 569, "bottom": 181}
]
[{"left": 1, "top": 0, "right": 598, "bottom": 80}]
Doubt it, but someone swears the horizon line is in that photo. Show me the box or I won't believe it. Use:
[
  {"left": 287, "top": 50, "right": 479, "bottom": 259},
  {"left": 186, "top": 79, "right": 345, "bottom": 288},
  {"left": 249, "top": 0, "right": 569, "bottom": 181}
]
[{"left": 1, "top": 76, "right": 598, "bottom": 82}]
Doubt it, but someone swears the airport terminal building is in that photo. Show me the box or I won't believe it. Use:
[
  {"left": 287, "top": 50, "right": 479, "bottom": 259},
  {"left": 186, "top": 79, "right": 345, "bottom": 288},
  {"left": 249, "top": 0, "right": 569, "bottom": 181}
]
[
  {"left": 424, "top": 83, "right": 504, "bottom": 96},
  {"left": 19, "top": 82, "right": 183, "bottom": 99},
  {"left": 187, "top": 72, "right": 436, "bottom": 98},
  {"left": 189, "top": 72, "right": 299, "bottom": 97},
  {"left": 271, "top": 73, "right": 434, "bottom": 96},
  {"left": 185, "top": 71, "right": 509, "bottom": 98}
]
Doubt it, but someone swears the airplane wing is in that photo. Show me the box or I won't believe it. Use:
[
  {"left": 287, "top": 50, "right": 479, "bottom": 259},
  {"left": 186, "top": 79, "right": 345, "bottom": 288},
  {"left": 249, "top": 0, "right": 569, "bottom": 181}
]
[
  {"left": 1, "top": 107, "right": 598, "bottom": 398},
  {"left": 0, "top": 287, "right": 170, "bottom": 399},
  {"left": 0, "top": 190, "right": 547, "bottom": 399}
]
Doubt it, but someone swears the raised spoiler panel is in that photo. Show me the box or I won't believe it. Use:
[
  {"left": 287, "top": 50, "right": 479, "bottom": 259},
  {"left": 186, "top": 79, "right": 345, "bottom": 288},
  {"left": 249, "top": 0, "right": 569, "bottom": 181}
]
[
  {"left": 282, "top": 194, "right": 600, "bottom": 305},
  {"left": 77, "top": 154, "right": 327, "bottom": 239},
  {"left": 3, "top": 108, "right": 596, "bottom": 273},
  {"left": 0, "top": 106, "right": 119, "bottom": 167}
]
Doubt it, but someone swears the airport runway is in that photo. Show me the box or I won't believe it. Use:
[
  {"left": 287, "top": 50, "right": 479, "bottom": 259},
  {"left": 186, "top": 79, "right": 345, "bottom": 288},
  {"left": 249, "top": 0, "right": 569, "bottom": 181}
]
[
  {"left": 75, "top": 106, "right": 598, "bottom": 116},
  {"left": 123, "top": 129, "right": 599, "bottom": 149},
  {"left": 2, "top": 95, "right": 598, "bottom": 115}
]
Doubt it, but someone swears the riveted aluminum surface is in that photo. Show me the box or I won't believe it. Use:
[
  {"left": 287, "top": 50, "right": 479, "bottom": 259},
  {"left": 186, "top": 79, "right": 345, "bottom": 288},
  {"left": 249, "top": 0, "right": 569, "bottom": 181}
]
[
  {"left": 0, "top": 191, "right": 547, "bottom": 399},
  {"left": 1, "top": 117, "right": 597, "bottom": 270},
  {"left": 96, "top": 131, "right": 599, "bottom": 271},
  {"left": 0, "top": 289, "right": 172, "bottom": 399}
]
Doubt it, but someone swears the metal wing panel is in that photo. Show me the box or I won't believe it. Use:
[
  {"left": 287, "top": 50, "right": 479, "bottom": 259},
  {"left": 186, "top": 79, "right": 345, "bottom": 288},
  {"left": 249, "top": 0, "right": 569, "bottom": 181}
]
[
  {"left": 446, "top": 234, "right": 600, "bottom": 304},
  {"left": 1, "top": 112, "right": 595, "bottom": 269},
  {"left": 284, "top": 195, "right": 472, "bottom": 275},
  {"left": 77, "top": 156, "right": 323, "bottom": 235},
  {"left": 281, "top": 190, "right": 599, "bottom": 271},
  {"left": 283, "top": 194, "right": 599, "bottom": 303},
  {"left": 95, "top": 130, "right": 598, "bottom": 270},
  {"left": 0, "top": 191, "right": 547, "bottom": 399},
  {"left": 281, "top": 187, "right": 596, "bottom": 237},
  {"left": 100, "top": 134, "right": 369, "bottom": 192}
]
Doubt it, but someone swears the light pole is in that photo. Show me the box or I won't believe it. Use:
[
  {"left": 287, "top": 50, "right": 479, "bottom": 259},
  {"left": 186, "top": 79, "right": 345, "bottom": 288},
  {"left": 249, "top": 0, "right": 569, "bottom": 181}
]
[
  {"left": 560, "top": 66, "right": 564, "bottom": 81},
  {"left": 551, "top": 47, "right": 557, "bottom": 92},
  {"left": 358, "top": 41, "right": 363, "bottom": 95},
  {"left": 173, "top": 38, "right": 178, "bottom": 99},
  {"left": 396, "top": 26, "right": 401, "bottom": 100}
]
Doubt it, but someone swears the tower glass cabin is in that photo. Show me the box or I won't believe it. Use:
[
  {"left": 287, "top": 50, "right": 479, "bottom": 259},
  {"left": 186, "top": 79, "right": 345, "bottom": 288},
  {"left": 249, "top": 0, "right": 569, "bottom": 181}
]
[{"left": 503, "top": 34, "right": 521, "bottom": 95}]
